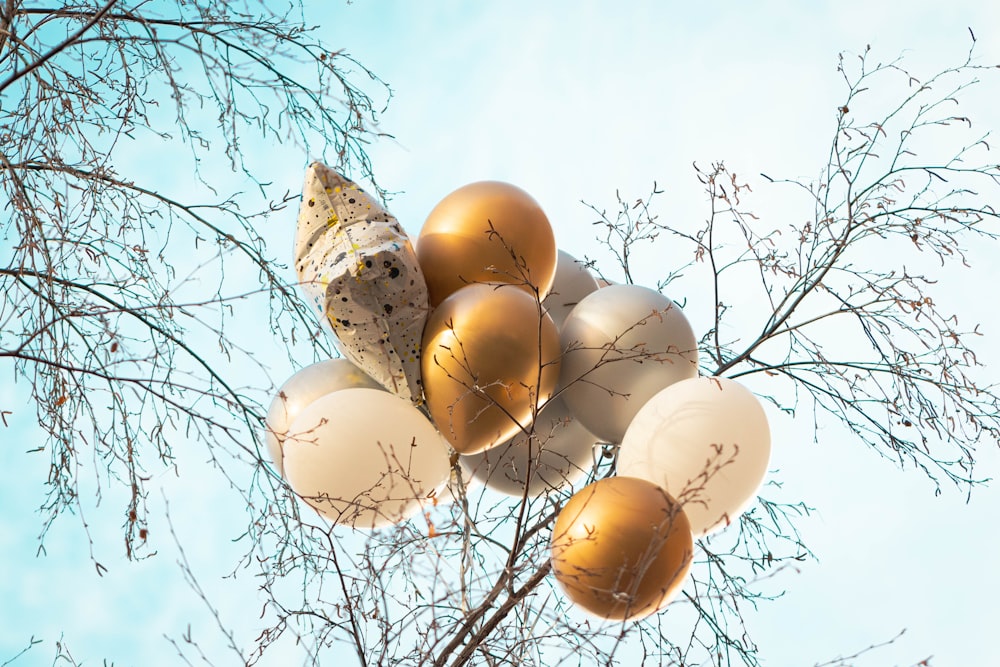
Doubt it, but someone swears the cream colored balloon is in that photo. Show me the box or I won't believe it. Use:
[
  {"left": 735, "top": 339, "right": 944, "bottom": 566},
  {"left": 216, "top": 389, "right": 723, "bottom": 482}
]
[
  {"left": 559, "top": 284, "right": 699, "bottom": 444},
  {"left": 460, "top": 396, "right": 598, "bottom": 497},
  {"left": 617, "top": 377, "right": 771, "bottom": 537},
  {"left": 282, "top": 388, "right": 451, "bottom": 529},
  {"left": 264, "top": 358, "right": 382, "bottom": 477},
  {"left": 542, "top": 250, "right": 600, "bottom": 329}
]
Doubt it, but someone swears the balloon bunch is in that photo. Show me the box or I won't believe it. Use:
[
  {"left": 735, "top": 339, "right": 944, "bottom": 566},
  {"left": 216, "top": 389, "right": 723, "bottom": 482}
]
[{"left": 264, "top": 162, "right": 772, "bottom": 620}]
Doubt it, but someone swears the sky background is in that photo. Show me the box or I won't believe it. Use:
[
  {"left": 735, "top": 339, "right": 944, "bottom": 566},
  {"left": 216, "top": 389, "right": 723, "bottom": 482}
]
[{"left": 3, "top": 1, "right": 1000, "bottom": 665}]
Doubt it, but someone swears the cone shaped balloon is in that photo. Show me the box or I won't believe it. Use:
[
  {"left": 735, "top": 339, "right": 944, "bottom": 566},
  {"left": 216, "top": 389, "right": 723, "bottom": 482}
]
[
  {"left": 264, "top": 358, "right": 382, "bottom": 477},
  {"left": 282, "top": 388, "right": 451, "bottom": 529},
  {"left": 422, "top": 283, "right": 561, "bottom": 455},
  {"left": 559, "top": 284, "right": 699, "bottom": 444},
  {"left": 294, "top": 162, "right": 428, "bottom": 403},
  {"left": 551, "top": 476, "right": 693, "bottom": 620},
  {"left": 460, "top": 395, "right": 597, "bottom": 497},
  {"left": 617, "top": 377, "right": 771, "bottom": 536},
  {"left": 417, "top": 181, "right": 557, "bottom": 306}
]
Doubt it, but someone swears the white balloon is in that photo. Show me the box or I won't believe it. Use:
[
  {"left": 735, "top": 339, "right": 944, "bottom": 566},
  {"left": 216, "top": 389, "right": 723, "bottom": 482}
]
[
  {"left": 282, "top": 388, "right": 451, "bottom": 529},
  {"left": 542, "top": 250, "right": 600, "bottom": 329},
  {"left": 617, "top": 377, "right": 771, "bottom": 537},
  {"left": 264, "top": 358, "right": 382, "bottom": 477},
  {"left": 559, "top": 284, "right": 699, "bottom": 443},
  {"left": 460, "top": 396, "right": 598, "bottom": 497}
]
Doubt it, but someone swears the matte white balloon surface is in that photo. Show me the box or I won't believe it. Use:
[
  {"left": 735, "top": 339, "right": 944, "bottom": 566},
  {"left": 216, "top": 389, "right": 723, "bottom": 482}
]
[
  {"left": 542, "top": 250, "right": 600, "bottom": 329},
  {"left": 264, "top": 358, "right": 382, "bottom": 477},
  {"left": 282, "top": 388, "right": 451, "bottom": 529},
  {"left": 617, "top": 377, "right": 771, "bottom": 536},
  {"left": 558, "top": 284, "right": 699, "bottom": 443},
  {"left": 461, "top": 395, "right": 598, "bottom": 497}
]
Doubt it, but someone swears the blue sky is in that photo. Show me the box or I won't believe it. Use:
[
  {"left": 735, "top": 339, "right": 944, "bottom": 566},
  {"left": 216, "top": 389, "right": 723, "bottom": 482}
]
[{"left": 3, "top": 1, "right": 1000, "bottom": 665}]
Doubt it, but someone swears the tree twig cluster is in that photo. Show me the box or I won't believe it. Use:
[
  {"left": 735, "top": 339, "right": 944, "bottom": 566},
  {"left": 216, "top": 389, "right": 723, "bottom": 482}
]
[{"left": 3, "top": 5, "right": 999, "bottom": 666}]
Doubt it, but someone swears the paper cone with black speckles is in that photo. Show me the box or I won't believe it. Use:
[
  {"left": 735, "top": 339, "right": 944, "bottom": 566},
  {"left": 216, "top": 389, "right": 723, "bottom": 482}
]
[{"left": 294, "top": 162, "right": 428, "bottom": 404}]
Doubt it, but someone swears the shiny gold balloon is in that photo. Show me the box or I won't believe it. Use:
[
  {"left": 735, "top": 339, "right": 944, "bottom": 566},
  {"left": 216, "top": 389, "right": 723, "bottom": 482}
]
[
  {"left": 417, "top": 181, "right": 558, "bottom": 306},
  {"left": 421, "top": 283, "right": 561, "bottom": 455},
  {"left": 550, "top": 476, "right": 693, "bottom": 621}
]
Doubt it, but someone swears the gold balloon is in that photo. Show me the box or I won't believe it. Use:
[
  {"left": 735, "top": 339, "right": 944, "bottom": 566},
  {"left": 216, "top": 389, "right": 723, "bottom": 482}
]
[
  {"left": 550, "top": 476, "right": 693, "bottom": 621},
  {"left": 417, "top": 181, "right": 557, "bottom": 306},
  {"left": 421, "top": 283, "right": 561, "bottom": 455}
]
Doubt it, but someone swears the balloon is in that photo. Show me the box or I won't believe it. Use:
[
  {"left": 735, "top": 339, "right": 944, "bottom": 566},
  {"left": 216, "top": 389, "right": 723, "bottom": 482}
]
[
  {"left": 264, "top": 358, "right": 383, "bottom": 477},
  {"left": 617, "top": 377, "right": 771, "bottom": 537},
  {"left": 294, "top": 162, "right": 428, "bottom": 404},
  {"left": 416, "top": 181, "right": 557, "bottom": 306},
  {"left": 558, "top": 284, "right": 699, "bottom": 443},
  {"left": 550, "top": 476, "right": 693, "bottom": 621},
  {"left": 428, "top": 465, "right": 483, "bottom": 507},
  {"left": 542, "top": 250, "right": 600, "bottom": 329},
  {"left": 282, "top": 388, "right": 451, "bottom": 529},
  {"left": 460, "top": 395, "right": 597, "bottom": 497},
  {"left": 422, "top": 283, "right": 561, "bottom": 455}
]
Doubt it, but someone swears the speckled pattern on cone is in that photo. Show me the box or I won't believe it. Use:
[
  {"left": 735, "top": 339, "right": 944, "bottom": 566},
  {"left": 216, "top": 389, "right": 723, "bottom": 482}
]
[{"left": 294, "top": 162, "right": 428, "bottom": 404}]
